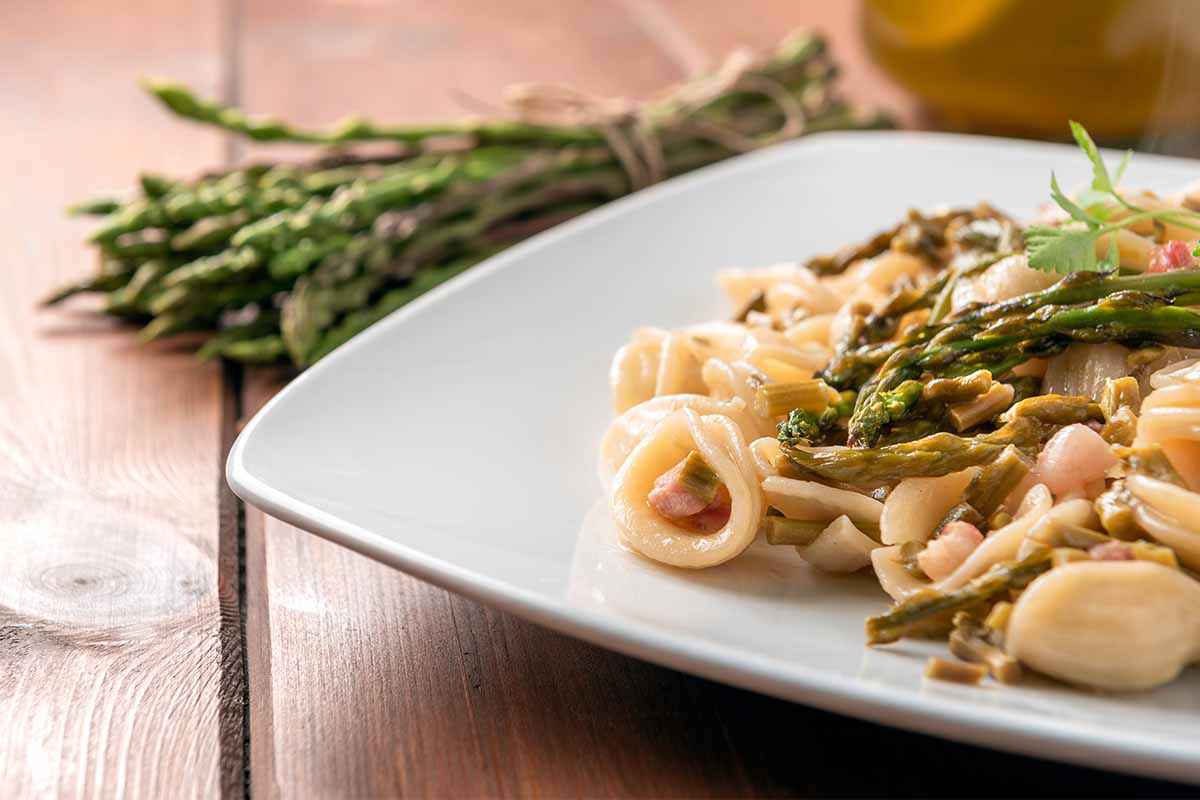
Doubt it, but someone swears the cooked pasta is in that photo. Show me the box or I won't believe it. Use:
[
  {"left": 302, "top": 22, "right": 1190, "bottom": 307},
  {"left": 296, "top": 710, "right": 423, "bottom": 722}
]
[
  {"left": 599, "top": 394, "right": 754, "bottom": 488},
  {"left": 1135, "top": 368, "right": 1200, "bottom": 489},
  {"left": 598, "top": 151, "right": 1200, "bottom": 692},
  {"left": 610, "top": 327, "right": 667, "bottom": 413},
  {"left": 610, "top": 410, "right": 763, "bottom": 568}
]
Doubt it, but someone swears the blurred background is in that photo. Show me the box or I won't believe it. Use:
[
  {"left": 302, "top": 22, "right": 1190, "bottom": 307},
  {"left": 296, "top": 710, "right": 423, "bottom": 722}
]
[{"left": 863, "top": 0, "right": 1200, "bottom": 154}]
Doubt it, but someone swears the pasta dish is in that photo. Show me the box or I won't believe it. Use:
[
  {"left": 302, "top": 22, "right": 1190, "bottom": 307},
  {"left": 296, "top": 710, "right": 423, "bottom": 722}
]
[{"left": 599, "top": 125, "right": 1200, "bottom": 691}]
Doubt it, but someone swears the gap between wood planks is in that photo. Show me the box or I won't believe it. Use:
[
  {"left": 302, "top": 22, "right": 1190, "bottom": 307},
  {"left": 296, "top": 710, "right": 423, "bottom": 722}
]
[{"left": 217, "top": 0, "right": 251, "bottom": 797}]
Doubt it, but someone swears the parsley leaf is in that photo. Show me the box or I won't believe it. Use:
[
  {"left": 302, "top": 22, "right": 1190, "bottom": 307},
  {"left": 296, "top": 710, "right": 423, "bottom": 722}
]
[
  {"left": 1025, "top": 225, "right": 1104, "bottom": 273},
  {"left": 1070, "top": 120, "right": 1114, "bottom": 194},
  {"left": 1049, "top": 172, "right": 1097, "bottom": 224},
  {"left": 1028, "top": 122, "right": 1200, "bottom": 275}
]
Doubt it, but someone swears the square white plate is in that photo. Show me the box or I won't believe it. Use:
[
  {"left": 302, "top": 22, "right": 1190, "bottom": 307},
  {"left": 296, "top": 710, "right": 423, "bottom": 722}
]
[{"left": 228, "top": 132, "right": 1200, "bottom": 785}]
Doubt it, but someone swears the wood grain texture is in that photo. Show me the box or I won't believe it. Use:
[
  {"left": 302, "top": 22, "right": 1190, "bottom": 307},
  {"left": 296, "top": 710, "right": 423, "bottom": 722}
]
[
  {"left": 0, "top": 2, "right": 243, "bottom": 797},
  {"left": 233, "top": 2, "right": 1191, "bottom": 798}
]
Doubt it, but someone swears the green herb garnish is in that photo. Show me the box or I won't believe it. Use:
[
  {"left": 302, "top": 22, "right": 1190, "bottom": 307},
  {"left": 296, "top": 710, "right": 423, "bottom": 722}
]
[{"left": 1026, "top": 121, "right": 1200, "bottom": 274}]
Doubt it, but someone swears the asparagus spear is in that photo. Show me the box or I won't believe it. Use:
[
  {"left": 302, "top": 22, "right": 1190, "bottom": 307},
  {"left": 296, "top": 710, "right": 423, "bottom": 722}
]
[
  {"left": 778, "top": 414, "right": 1055, "bottom": 487},
  {"left": 866, "top": 549, "right": 1053, "bottom": 644},
  {"left": 824, "top": 269, "right": 1200, "bottom": 391},
  {"left": 846, "top": 291, "right": 1200, "bottom": 445}
]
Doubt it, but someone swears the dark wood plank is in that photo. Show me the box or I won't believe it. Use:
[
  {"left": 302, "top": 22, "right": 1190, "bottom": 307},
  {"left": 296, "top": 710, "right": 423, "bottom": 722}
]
[{"left": 0, "top": 1, "right": 244, "bottom": 796}]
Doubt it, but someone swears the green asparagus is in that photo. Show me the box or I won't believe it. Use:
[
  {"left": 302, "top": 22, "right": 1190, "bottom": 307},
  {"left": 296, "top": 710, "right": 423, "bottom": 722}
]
[
  {"left": 866, "top": 549, "right": 1054, "bottom": 644},
  {"left": 47, "top": 32, "right": 891, "bottom": 367},
  {"left": 778, "top": 414, "right": 1055, "bottom": 487}
]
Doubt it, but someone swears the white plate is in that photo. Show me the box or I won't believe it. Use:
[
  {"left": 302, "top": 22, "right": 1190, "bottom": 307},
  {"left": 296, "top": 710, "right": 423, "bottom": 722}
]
[{"left": 228, "top": 132, "right": 1200, "bottom": 785}]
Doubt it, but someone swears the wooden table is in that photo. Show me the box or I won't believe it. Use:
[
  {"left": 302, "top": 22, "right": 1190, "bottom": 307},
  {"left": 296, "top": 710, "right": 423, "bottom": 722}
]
[{"left": 0, "top": 2, "right": 1193, "bottom": 797}]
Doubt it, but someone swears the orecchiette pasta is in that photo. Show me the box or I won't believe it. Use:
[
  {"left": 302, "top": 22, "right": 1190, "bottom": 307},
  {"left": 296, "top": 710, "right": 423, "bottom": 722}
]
[
  {"left": 610, "top": 327, "right": 667, "bottom": 413},
  {"left": 598, "top": 395, "right": 755, "bottom": 488},
  {"left": 783, "top": 313, "right": 836, "bottom": 349},
  {"left": 1135, "top": 376, "right": 1200, "bottom": 489},
  {"left": 795, "top": 516, "right": 877, "bottom": 573},
  {"left": 716, "top": 263, "right": 842, "bottom": 316},
  {"left": 600, "top": 174, "right": 1200, "bottom": 693},
  {"left": 610, "top": 410, "right": 763, "bottom": 568},
  {"left": 700, "top": 358, "right": 776, "bottom": 438},
  {"left": 849, "top": 251, "right": 929, "bottom": 293},
  {"left": 683, "top": 321, "right": 750, "bottom": 364},
  {"left": 761, "top": 474, "right": 883, "bottom": 523},
  {"left": 1015, "top": 497, "right": 1098, "bottom": 559},
  {"left": 654, "top": 331, "right": 706, "bottom": 397},
  {"left": 879, "top": 468, "right": 978, "bottom": 545},
  {"left": 1126, "top": 476, "right": 1200, "bottom": 571},
  {"left": 748, "top": 436, "right": 782, "bottom": 480},
  {"left": 950, "top": 255, "right": 1051, "bottom": 314},
  {"left": 871, "top": 545, "right": 930, "bottom": 602}
]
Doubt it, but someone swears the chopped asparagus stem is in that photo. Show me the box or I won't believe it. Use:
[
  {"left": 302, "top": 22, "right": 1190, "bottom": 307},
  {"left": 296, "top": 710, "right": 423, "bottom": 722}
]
[
  {"left": 949, "top": 613, "right": 1022, "bottom": 684},
  {"left": 761, "top": 517, "right": 826, "bottom": 547},
  {"left": 1101, "top": 406, "right": 1138, "bottom": 446},
  {"left": 676, "top": 450, "right": 720, "bottom": 506},
  {"left": 1117, "top": 444, "right": 1186, "bottom": 486},
  {"left": 999, "top": 394, "right": 1102, "bottom": 426},
  {"left": 755, "top": 380, "right": 837, "bottom": 417},
  {"left": 844, "top": 280, "right": 1200, "bottom": 445},
  {"left": 948, "top": 382, "right": 1016, "bottom": 432},
  {"left": 780, "top": 414, "right": 1052, "bottom": 487},
  {"left": 965, "top": 445, "right": 1031, "bottom": 518},
  {"left": 1094, "top": 480, "right": 1140, "bottom": 540},
  {"left": 762, "top": 515, "right": 880, "bottom": 546},
  {"left": 1100, "top": 376, "right": 1142, "bottom": 420},
  {"left": 924, "top": 656, "right": 987, "bottom": 685}
]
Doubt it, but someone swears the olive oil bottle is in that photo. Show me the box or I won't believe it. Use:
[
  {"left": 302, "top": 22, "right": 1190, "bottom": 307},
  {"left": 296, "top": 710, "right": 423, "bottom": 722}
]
[{"left": 863, "top": 0, "right": 1200, "bottom": 149}]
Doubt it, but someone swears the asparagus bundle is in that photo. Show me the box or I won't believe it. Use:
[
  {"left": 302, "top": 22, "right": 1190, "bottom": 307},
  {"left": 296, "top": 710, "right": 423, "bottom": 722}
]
[{"left": 47, "top": 32, "right": 889, "bottom": 368}]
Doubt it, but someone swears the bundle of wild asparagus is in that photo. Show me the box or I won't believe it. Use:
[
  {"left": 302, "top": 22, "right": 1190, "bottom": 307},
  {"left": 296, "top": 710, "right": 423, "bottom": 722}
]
[{"left": 46, "top": 32, "right": 888, "bottom": 368}]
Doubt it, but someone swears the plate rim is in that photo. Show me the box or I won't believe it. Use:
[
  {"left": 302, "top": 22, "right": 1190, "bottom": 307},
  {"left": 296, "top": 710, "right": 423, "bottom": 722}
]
[{"left": 228, "top": 130, "right": 1200, "bottom": 786}]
